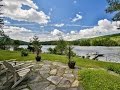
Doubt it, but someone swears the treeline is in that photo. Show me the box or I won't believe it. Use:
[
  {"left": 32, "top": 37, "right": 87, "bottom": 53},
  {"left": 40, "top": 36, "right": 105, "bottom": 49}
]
[
  {"left": 40, "top": 41, "right": 57, "bottom": 45},
  {"left": 72, "top": 38, "right": 119, "bottom": 46},
  {"left": 0, "top": 36, "right": 29, "bottom": 50},
  {"left": 40, "top": 38, "right": 119, "bottom": 46}
]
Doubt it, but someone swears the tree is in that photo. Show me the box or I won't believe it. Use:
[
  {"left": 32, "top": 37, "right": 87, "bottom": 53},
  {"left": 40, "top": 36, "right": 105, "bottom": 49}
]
[
  {"left": 48, "top": 47, "right": 57, "bottom": 54},
  {"left": 106, "top": 0, "right": 120, "bottom": 21},
  {"left": 32, "top": 35, "right": 42, "bottom": 56},
  {"left": 66, "top": 45, "right": 76, "bottom": 62},
  {"left": 13, "top": 40, "right": 20, "bottom": 50},
  {"left": 55, "top": 38, "right": 67, "bottom": 55}
]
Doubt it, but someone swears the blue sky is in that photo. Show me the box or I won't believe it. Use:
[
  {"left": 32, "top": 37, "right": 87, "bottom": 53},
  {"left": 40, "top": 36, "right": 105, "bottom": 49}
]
[
  {"left": 3, "top": 0, "right": 120, "bottom": 41},
  {"left": 5, "top": 0, "right": 113, "bottom": 30}
]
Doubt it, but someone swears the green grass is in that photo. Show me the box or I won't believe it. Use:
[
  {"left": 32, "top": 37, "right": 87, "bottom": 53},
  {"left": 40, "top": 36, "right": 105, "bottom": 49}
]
[
  {"left": 107, "top": 64, "right": 120, "bottom": 74},
  {"left": 0, "top": 50, "right": 120, "bottom": 70},
  {"left": 0, "top": 50, "right": 120, "bottom": 90},
  {"left": 79, "top": 69, "right": 120, "bottom": 90}
]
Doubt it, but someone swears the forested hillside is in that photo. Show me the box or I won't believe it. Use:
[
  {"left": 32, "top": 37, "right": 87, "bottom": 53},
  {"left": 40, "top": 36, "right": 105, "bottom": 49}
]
[{"left": 72, "top": 33, "right": 120, "bottom": 46}]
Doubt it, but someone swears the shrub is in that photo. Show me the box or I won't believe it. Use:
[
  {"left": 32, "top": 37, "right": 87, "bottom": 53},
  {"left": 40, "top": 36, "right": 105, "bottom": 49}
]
[
  {"left": 48, "top": 48, "right": 57, "bottom": 54},
  {"left": 21, "top": 49, "right": 28, "bottom": 56},
  {"left": 16, "top": 48, "right": 24, "bottom": 51},
  {"left": 107, "top": 65, "right": 120, "bottom": 74}
]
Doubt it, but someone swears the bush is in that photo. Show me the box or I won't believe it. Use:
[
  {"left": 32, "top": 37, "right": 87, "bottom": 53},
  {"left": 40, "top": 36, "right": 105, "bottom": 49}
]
[
  {"left": 48, "top": 48, "right": 57, "bottom": 54},
  {"left": 21, "top": 49, "right": 28, "bottom": 56},
  {"left": 107, "top": 65, "right": 120, "bottom": 74},
  {"left": 16, "top": 48, "right": 24, "bottom": 51}
]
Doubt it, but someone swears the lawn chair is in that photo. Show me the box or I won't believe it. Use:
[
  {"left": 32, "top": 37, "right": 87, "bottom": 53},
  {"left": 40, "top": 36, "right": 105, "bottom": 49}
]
[
  {"left": 0, "top": 60, "right": 24, "bottom": 76},
  {"left": 3, "top": 61, "right": 33, "bottom": 89},
  {"left": 0, "top": 63, "right": 7, "bottom": 75}
]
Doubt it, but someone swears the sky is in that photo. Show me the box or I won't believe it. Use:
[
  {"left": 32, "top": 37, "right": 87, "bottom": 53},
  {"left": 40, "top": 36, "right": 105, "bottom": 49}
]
[{"left": 1, "top": 0, "right": 120, "bottom": 41}]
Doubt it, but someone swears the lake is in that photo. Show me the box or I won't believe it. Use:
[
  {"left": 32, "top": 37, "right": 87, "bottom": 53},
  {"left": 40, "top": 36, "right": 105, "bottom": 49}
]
[{"left": 19, "top": 45, "right": 120, "bottom": 63}]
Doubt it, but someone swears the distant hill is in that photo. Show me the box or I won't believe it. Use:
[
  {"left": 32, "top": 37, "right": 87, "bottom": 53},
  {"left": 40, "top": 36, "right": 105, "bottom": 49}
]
[
  {"left": 73, "top": 33, "right": 120, "bottom": 46},
  {"left": 90, "top": 33, "right": 120, "bottom": 45},
  {"left": 40, "top": 33, "right": 120, "bottom": 46},
  {"left": 93, "top": 33, "right": 120, "bottom": 39}
]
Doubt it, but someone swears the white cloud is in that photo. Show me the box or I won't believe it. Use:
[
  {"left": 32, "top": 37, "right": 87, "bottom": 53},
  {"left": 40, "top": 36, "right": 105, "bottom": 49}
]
[
  {"left": 54, "top": 23, "right": 64, "bottom": 27},
  {"left": 72, "top": 14, "right": 82, "bottom": 22},
  {"left": 3, "top": 0, "right": 50, "bottom": 24},
  {"left": 98, "top": 19, "right": 113, "bottom": 29},
  {"left": 4, "top": 20, "right": 10, "bottom": 24},
  {"left": 3, "top": 19, "right": 120, "bottom": 42},
  {"left": 70, "top": 31, "right": 76, "bottom": 34},
  {"left": 51, "top": 29, "right": 63, "bottom": 36},
  {"left": 3, "top": 26, "right": 34, "bottom": 42},
  {"left": 52, "top": 19, "right": 120, "bottom": 41}
]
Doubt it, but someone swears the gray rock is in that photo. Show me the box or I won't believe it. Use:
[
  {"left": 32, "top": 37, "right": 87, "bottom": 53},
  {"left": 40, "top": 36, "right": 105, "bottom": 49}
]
[
  {"left": 55, "top": 87, "right": 69, "bottom": 90},
  {"left": 43, "top": 61, "right": 52, "bottom": 65},
  {"left": 29, "top": 75, "right": 43, "bottom": 84},
  {"left": 15, "top": 85, "right": 28, "bottom": 90},
  {"left": 63, "top": 74, "right": 75, "bottom": 83},
  {"left": 47, "top": 76, "right": 63, "bottom": 85},
  {"left": 65, "top": 69, "right": 73, "bottom": 74},
  {"left": 40, "top": 65, "right": 51, "bottom": 71},
  {"left": 58, "top": 78, "right": 71, "bottom": 88},
  {"left": 55, "top": 63, "right": 67, "bottom": 68},
  {"left": 50, "top": 65, "right": 58, "bottom": 70},
  {"left": 29, "top": 81, "right": 50, "bottom": 90},
  {"left": 41, "top": 73, "right": 50, "bottom": 79},
  {"left": 57, "top": 67, "right": 65, "bottom": 76},
  {"left": 73, "top": 69, "right": 79, "bottom": 80},
  {"left": 50, "top": 69, "right": 57, "bottom": 75},
  {"left": 21, "top": 88, "right": 30, "bottom": 90},
  {"left": 40, "top": 70, "right": 50, "bottom": 75},
  {"left": 69, "top": 88, "right": 79, "bottom": 90},
  {"left": 39, "top": 65, "right": 50, "bottom": 77},
  {"left": 71, "top": 80, "right": 79, "bottom": 87},
  {"left": 52, "top": 62, "right": 62, "bottom": 66},
  {"left": 44, "top": 84, "right": 56, "bottom": 90}
]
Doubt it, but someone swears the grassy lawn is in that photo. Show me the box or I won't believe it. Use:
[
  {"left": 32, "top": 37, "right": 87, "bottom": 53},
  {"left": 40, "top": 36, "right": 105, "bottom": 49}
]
[
  {"left": 0, "top": 50, "right": 120, "bottom": 90},
  {"left": 79, "top": 69, "right": 120, "bottom": 90}
]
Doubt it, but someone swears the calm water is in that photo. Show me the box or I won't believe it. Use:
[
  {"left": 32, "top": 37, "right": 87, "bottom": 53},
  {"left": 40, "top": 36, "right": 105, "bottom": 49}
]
[{"left": 19, "top": 45, "right": 120, "bottom": 63}]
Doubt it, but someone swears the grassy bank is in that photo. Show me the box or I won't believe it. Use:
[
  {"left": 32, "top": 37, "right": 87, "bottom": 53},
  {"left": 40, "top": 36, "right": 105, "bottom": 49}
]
[
  {"left": 0, "top": 50, "right": 120, "bottom": 70},
  {"left": 0, "top": 50, "right": 120, "bottom": 90},
  {"left": 79, "top": 69, "right": 120, "bottom": 90}
]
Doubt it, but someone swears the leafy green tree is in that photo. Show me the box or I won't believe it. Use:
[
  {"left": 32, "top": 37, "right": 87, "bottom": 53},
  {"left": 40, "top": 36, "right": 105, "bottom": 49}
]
[
  {"left": 79, "top": 39, "right": 91, "bottom": 46},
  {"left": 55, "top": 38, "right": 67, "bottom": 55},
  {"left": 48, "top": 47, "right": 57, "bottom": 54},
  {"left": 91, "top": 38, "right": 118, "bottom": 46},
  {"left": 13, "top": 40, "right": 20, "bottom": 50},
  {"left": 48, "top": 47, "right": 53, "bottom": 54},
  {"left": 106, "top": 0, "right": 120, "bottom": 21},
  {"left": 0, "top": 35, "right": 12, "bottom": 50}
]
